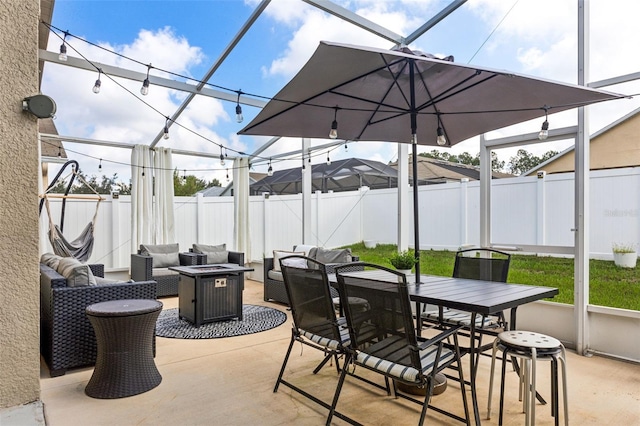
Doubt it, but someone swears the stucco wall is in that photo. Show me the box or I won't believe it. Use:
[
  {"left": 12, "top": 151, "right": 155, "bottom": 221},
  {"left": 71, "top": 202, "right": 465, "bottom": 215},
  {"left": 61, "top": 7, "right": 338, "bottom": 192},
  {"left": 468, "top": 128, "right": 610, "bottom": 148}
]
[{"left": 0, "top": 0, "right": 42, "bottom": 408}]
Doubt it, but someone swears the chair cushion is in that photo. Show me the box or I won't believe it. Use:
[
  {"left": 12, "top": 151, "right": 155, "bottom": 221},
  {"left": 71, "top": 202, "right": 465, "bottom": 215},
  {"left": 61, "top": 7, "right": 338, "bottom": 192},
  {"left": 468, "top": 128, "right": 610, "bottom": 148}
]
[
  {"left": 56, "top": 257, "right": 97, "bottom": 287},
  {"left": 280, "top": 256, "right": 308, "bottom": 269},
  {"left": 357, "top": 335, "right": 454, "bottom": 384},
  {"left": 300, "top": 319, "right": 350, "bottom": 350},
  {"left": 273, "top": 250, "right": 304, "bottom": 271},
  {"left": 267, "top": 269, "right": 284, "bottom": 281},
  {"left": 140, "top": 243, "right": 180, "bottom": 268},
  {"left": 421, "top": 309, "right": 498, "bottom": 328},
  {"left": 41, "top": 252, "right": 63, "bottom": 270},
  {"left": 192, "top": 243, "right": 229, "bottom": 264}
]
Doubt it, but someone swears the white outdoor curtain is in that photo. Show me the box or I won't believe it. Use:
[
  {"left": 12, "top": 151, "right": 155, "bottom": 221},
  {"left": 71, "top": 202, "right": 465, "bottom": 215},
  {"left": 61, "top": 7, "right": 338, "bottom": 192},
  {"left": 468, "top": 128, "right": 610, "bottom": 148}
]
[
  {"left": 233, "top": 157, "right": 251, "bottom": 263},
  {"left": 153, "top": 147, "right": 175, "bottom": 244},
  {"left": 131, "top": 145, "right": 154, "bottom": 252}
]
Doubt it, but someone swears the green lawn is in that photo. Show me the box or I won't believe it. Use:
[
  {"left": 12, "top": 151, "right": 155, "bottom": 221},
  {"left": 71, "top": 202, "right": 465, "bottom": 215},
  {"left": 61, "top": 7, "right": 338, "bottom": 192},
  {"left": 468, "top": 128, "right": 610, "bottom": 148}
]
[{"left": 344, "top": 243, "right": 640, "bottom": 311}]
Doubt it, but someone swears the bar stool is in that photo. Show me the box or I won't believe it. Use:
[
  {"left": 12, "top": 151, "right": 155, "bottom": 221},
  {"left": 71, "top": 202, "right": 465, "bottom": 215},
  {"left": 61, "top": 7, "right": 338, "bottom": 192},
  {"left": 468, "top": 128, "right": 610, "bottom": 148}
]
[{"left": 487, "top": 331, "right": 568, "bottom": 426}]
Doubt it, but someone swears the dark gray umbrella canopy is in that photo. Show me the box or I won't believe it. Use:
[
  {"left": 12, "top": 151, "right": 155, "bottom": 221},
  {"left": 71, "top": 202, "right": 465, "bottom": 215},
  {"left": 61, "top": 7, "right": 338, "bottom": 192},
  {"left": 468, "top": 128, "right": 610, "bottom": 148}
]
[
  {"left": 240, "top": 40, "right": 623, "bottom": 286},
  {"left": 240, "top": 41, "right": 621, "bottom": 145}
]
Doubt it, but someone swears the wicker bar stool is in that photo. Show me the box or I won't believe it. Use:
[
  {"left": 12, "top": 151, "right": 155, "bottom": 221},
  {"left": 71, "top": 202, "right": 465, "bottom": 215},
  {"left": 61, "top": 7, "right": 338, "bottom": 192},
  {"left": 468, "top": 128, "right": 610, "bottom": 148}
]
[
  {"left": 487, "top": 330, "right": 568, "bottom": 426},
  {"left": 85, "top": 299, "right": 163, "bottom": 399}
]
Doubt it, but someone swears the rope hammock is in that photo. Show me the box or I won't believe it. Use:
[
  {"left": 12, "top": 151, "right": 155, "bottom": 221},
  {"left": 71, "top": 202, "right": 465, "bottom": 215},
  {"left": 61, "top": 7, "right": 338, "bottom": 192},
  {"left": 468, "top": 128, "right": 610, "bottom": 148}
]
[{"left": 39, "top": 160, "right": 104, "bottom": 262}]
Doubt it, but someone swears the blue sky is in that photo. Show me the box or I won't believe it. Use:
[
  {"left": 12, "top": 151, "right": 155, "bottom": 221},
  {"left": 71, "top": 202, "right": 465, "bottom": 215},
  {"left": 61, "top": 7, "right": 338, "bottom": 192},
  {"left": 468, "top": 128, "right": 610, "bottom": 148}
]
[{"left": 42, "top": 0, "right": 640, "bottom": 186}]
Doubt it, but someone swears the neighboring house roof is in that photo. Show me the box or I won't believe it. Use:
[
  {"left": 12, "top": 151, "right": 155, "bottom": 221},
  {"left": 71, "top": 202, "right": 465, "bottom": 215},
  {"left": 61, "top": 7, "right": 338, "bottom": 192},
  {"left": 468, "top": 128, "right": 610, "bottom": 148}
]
[
  {"left": 199, "top": 172, "right": 267, "bottom": 196},
  {"left": 389, "top": 155, "right": 514, "bottom": 184},
  {"left": 250, "top": 158, "right": 398, "bottom": 195},
  {"left": 524, "top": 106, "right": 640, "bottom": 176},
  {"left": 39, "top": 118, "right": 66, "bottom": 159}
]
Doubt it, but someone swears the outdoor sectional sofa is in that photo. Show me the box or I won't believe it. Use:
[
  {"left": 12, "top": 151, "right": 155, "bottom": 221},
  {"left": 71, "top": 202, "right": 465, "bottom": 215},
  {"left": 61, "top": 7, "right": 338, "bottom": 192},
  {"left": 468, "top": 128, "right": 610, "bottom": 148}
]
[
  {"left": 130, "top": 243, "right": 245, "bottom": 297},
  {"left": 263, "top": 245, "right": 363, "bottom": 305},
  {"left": 39, "top": 260, "right": 157, "bottom": 377}
]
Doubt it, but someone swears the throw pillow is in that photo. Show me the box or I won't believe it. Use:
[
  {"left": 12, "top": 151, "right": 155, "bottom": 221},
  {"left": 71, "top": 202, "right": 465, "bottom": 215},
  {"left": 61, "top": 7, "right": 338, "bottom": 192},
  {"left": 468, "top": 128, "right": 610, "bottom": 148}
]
[
  {"left": 315, "top": 247, "right": 352, "bottom": 265},
  {"left": 140, "top": 243, "right": 180, "bottom": 268},
  {"left": 280, "top": 256, "right": 309, "bottom": 269},
  {"left": 273, "top": 250, "right": 304, "bottom": 271},
  {"left": 192, "top": 243, "right": 228, "bottom": 264},
  {"left": 56, "top": 257, "right": 97, "bottom": 287},
  {"left": 40, "top": 252, "right": 62, "bottom": 270}
]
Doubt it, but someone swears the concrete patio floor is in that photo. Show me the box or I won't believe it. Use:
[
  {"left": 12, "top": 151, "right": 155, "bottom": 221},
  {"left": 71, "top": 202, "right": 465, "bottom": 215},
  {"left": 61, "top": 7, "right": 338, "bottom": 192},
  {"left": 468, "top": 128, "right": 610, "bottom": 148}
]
[{"left": 39, "top": 279, "right": 640, "bottom": 425}]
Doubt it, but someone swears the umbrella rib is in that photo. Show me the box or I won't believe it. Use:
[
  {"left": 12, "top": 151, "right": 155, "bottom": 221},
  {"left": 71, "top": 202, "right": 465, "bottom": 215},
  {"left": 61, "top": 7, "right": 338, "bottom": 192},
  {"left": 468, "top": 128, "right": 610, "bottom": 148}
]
[{"left": 416, "top": 72, "right": 499, "bottom": 112}]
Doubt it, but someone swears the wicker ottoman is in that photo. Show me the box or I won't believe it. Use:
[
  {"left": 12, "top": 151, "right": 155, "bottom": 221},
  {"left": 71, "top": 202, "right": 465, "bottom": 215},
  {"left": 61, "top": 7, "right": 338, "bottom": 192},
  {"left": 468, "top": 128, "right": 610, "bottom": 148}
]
[{"left": 85, "top": 299, "right": 163, "bottom": 399}]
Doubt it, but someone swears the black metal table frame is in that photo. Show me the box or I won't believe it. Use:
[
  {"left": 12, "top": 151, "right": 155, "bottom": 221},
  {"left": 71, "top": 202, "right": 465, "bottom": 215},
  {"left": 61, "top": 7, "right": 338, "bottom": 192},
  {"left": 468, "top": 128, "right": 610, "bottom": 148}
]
[{"left": 329, "top": 272, "right": 558, "bottom": 426}]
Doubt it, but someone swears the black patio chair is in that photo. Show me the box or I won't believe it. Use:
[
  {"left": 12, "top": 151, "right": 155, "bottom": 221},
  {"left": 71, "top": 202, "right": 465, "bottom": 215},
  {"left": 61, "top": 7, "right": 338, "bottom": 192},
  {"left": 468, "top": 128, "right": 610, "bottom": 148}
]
[
  {"left": 274, "top": 255, "right": 356, "bottom": 424},
  {"left": 421, "top": 248, "right": 511, "bottom": 365},
  {"left": 332, "top": 263, "right": 470, "bottom": 425}
]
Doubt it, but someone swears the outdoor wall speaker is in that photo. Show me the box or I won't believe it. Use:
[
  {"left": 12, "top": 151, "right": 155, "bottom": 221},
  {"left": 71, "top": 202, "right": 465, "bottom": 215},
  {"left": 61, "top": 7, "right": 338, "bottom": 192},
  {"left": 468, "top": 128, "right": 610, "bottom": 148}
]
[
  {"left": 22, "top": 94, "right": 57, "bottom": 119},
  {"left": 537, "top": 171, "right": 546, "bottom": 179}
]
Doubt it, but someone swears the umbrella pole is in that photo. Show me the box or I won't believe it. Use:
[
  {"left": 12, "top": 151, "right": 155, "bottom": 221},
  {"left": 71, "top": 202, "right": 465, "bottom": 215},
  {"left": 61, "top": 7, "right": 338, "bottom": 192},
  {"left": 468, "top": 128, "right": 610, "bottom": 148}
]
[{"left": 412, "top": 137, "right": 421, "bottom": 284}]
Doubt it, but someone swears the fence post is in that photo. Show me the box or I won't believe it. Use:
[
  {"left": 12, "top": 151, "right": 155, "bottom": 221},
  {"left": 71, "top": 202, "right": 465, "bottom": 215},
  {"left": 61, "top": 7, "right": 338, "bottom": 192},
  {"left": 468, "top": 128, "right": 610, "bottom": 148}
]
[
  {"left": 111, "top": 193, "right": 120, "bottom": 268},
  {"left": 460, "top": 178, "right": 469, "bottom": 248},
  {"left": 262, "top": 192, "right": 270, "bottom": 257},
  {"left": 537, "top": 171, "right": 546, "bottom": 246},
  {"left": 196, "top": 192, "right": 204, "bottom": 244},
  {"left": 315, "top": 190, "right": 322, "bottom": 247}
]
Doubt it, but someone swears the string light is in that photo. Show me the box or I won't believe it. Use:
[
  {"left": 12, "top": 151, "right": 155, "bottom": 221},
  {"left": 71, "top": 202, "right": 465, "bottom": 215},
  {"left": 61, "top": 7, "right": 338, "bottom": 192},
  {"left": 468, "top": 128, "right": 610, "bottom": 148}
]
[
  {"left": 92, "top": 68, "right": 102, "bottom": 94},
  {"left": 140, "top": 64, "right": 151, "bottom": 96},
  {"left": 141, "top": 166, "right": 145, "bottom": 177},
  {"left": 326, "top": 151, "right": 331, "bottom": 166},
  {"left": 98, "top": 158, "right": 102, "bottom": 171},
  {"left": 235, "top": 91, "right": 243, "bottom": 123},
  {"left": 57, "top": 146, "right": 62, "bottom": 158},
  {"left": 219, "top": 146, "right": 225, "bottom": 166},
  {"left": 183, "top": 169, "right": 187, "bottom": 181},
  {"left": 344, "top": 142, "right": 348, "bottom": 152},
  {"left": 58, "top": 31, "right": 68, "bottom": 61},
  {"left": 267, "top": 158, "right": 273, "bottom": 177},
  {"left": 436, "top": 115, "right": 447, "bottom": 146},
  {"left": 226, "top": 168, "right": 230, "bottom": 181},
  {"left": 538, "top": 106, "right": 550, "bottom": 140},
  {"left": 329, "top": 107, "right": 338, "bottom": 139},
  {"left": 163, "top": 117, "right": 170, "bottom": 140}
]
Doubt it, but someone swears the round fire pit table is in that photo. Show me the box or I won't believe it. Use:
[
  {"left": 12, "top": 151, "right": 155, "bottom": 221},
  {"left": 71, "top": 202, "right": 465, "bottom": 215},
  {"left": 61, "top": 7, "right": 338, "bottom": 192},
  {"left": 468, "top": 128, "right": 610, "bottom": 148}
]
[{"left": 85, "top": 299, "right": 163, "bottom": 399}]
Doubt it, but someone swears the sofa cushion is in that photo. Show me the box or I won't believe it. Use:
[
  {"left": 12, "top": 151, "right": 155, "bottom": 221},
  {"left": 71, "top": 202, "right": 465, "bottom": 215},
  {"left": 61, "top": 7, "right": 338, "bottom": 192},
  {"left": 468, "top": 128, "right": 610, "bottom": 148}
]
[
  {"left": 314, "top": 247, "right": 352, "bottom": 265},
  {"left": 280, "top": 256, "right": 309, "bottom": 269},
  {"left": 273, "top": 250, "right": 304, "bottom": 271},
  {"left": 140, "top": 243, "right": 180, "bottom": 268},
  {"left": 95, "top": 277, "right": 124, "bottom": 286},
  {"left": 192, "top": 243, "right": 228, "bottom": 264},
  {"left": 152, "top": 267, "right": 180, "bottom": 277},
  {"left": 56, "top": 257, "right": 97, "bottom": 287},
  {"left": 267, "top": 269, "right": 284, "bottom": 282},
  {"left": 41, "top": 252, "right": 63, "bottom": 270}
]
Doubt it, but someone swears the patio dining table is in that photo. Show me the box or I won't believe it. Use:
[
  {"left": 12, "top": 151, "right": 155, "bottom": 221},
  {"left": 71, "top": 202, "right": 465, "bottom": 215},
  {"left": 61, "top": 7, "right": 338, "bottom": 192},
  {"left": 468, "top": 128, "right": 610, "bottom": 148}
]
[{"left": 328, "top": 271, "right": 558, "bottom": 425}]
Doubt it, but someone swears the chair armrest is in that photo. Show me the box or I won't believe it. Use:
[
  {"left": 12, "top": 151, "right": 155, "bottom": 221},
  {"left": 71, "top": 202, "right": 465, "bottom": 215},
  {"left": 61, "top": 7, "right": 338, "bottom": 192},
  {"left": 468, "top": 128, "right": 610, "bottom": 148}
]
[
  {"left": 88, "top": 264, "right": 104, "bottom": 278},
  {"left": 180, "top": 252, "right": 205, "bottom": 266},
  {"left": 228, "top": 251, "right": 244, "bottom": 265},
  {"left": 131, "top": 253, "right": 153, "bottom": 281},
  {"left": 417, "top": 324, "right": 464, "bottom": 350},
  {"left": 264, "top": 257, "right": 274, "bottom": 276}
]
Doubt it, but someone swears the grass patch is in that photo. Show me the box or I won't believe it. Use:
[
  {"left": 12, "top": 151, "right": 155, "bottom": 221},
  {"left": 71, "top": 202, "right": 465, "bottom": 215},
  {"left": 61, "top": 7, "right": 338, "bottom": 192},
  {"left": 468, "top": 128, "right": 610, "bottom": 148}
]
[{"left": 344, "top": 242, "right": 640, "bottom": 311}]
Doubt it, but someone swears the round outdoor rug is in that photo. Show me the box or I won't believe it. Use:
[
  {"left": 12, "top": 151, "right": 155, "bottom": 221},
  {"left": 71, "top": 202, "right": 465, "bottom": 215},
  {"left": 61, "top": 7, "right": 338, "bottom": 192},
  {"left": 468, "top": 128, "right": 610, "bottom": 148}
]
[{"left": 156, "top": 305, "right": 287, "bottom": 339}]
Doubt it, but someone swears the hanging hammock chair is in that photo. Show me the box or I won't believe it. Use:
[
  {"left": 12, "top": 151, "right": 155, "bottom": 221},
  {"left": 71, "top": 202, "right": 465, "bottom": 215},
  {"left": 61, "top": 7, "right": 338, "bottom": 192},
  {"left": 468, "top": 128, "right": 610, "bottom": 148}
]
[{"left": 39, "top": 160, "right": 104, "bottom": 262}]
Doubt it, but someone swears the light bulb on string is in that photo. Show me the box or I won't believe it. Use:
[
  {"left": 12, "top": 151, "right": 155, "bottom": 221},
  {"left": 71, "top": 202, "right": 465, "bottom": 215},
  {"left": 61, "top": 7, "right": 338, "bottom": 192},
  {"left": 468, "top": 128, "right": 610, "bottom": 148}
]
[
  {"left": 140, "top": 64, "right": 151, "bottom": 96},
  {"left": 267, "top": 159, "right": 273, "bottom": 177},
  {"left": 226, "top": 168, "right": 230, "bottom": 181},
  {"left": 163, "top": 117, "right": 170, "bottom": 140},
  {"left": 329, "top": 107, "right": 339, "bottom": 139},
  {"left": 235, "top": 91, "right": 243, "bottom": 123},
  {"left": 538, "top": 107, "right": 550, "bottom": 140},
  {"left": 92, "top": 69, "right": 102, "bottom": 94},
  {"left": 219, "top": 146, "right": 225, "bottom": 166},
  {"left": 141, "top": 166, "right": 145, "bottom": 177},
  {"left": 183, "top": 170, "right": 187, "bottom": 181},
  {"left": 326, "top": 151, "right": 331, "bottom": 166},
  {"left": 57, "top": 146, "right": 62, "bottom": 158},
  {"left": 436, "top": 115, "right": 447, "bottom": 146},
  {"left": 98, "top": 159, "right": 102, "bottom": 171},
  {"left": 58, "top": 32, "right": 68, "bottom": 61},
  {"left": 344, "top": 142, "right": 348, "bottom": 152}
]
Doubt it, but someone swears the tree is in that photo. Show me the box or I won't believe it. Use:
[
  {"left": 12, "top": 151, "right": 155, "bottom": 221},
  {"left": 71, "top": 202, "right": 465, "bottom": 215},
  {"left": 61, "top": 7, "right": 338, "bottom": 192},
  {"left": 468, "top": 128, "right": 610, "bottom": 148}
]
[
  {"left": 46, "top": 172, "right": 130, "bottom": 194},
  {"left": 173, "top": 170, "right": 221, "bottom": 196},
  {"left": 507, "top": 149, "right": 558, "bottom": 175},
  {"left": 419, "top": 150, "right": 505, "bottom": 172}
]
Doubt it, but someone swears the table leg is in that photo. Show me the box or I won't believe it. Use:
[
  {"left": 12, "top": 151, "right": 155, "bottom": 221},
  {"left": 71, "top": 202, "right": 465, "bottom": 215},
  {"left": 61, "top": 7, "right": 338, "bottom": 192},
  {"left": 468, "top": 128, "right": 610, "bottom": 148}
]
[{"left": 469, "top": 313, "right": 481, "bottom": 425}]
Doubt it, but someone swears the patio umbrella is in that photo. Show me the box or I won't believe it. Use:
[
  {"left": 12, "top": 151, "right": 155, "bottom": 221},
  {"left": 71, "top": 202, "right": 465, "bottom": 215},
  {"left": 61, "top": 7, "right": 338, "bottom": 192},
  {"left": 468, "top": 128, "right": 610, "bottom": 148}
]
[{"left": 240, "top": 41, "right": 622, "bottom": 281}]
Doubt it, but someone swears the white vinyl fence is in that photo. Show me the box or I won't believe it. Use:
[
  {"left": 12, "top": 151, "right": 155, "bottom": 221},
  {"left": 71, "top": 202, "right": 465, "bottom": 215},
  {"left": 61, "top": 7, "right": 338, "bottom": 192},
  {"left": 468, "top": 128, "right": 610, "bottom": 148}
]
[{"left": 40, "top": 166, "right": 640, "bottom": 269}]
